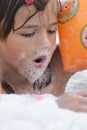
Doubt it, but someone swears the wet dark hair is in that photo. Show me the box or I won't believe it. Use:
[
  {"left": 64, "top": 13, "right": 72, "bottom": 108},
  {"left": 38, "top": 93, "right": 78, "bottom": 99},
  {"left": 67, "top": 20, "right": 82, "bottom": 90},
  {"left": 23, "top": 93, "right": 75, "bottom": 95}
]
[{"left": 0, "top": 0, "right": 60, "bottom": 40}]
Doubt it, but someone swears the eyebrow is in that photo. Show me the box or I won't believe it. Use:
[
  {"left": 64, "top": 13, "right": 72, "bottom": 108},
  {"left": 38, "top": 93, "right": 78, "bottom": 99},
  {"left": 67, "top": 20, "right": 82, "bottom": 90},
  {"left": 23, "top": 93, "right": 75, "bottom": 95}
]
[{"left": 22, "top": 21, "right": 58, "bottom": 29}]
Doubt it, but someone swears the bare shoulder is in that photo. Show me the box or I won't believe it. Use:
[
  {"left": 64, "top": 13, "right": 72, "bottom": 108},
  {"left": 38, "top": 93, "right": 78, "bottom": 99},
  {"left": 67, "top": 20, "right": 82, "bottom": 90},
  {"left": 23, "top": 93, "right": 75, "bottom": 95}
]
[
  {"left": 50, "top": 46, "right": 73, "bottom": 78},
  {"left": 49, "top": 46, "right": 73, "bottom": 95},
  {"left": 50, "top": 46, "right": 63, "bottom": 77}
]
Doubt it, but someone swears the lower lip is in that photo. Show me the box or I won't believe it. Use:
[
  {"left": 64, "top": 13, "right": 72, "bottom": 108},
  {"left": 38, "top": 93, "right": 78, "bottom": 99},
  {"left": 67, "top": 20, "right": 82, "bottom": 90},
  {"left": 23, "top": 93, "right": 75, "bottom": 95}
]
[{"left": 34, "top": 62, "right": 45, "bottom": 68}]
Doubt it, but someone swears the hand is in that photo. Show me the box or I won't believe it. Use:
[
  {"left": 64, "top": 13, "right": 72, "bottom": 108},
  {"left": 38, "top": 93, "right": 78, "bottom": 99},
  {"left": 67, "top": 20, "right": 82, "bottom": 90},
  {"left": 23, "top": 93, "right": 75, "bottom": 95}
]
[{"left": 57, "top": 90, "right": 87, "bottom": 112}]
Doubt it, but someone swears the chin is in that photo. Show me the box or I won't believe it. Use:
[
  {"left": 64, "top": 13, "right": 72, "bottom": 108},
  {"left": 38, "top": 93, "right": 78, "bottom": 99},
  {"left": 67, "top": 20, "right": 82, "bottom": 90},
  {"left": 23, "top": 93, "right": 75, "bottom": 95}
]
[
  {"left": 18, "top": 58, "right": 50, "bottom": 84},
  {"left": 28, "top": 67, "right": 47, "bottom": 84}
]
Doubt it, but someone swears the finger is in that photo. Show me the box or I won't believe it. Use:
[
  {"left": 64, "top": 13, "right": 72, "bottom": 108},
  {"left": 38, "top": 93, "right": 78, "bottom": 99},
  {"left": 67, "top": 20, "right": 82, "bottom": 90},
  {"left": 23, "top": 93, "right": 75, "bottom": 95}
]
[
  {"left": 73, "top": 93, "right": 87, "bottom": 105},
  {"left": 78, "top": 96, "right": 87, "bottom": 105},
  {"left": 77, "top": 105, "right": 87, "bottom": 112},
  {"left": 75, "top": 90, "right": 87, "bottom": 97}
]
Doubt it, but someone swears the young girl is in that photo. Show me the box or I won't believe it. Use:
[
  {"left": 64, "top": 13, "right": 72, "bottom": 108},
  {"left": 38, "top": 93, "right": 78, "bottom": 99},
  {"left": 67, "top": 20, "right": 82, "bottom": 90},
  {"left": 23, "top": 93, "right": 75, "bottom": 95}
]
[{"left": 0, "top": 0, "right": 87, "bottom": 112}]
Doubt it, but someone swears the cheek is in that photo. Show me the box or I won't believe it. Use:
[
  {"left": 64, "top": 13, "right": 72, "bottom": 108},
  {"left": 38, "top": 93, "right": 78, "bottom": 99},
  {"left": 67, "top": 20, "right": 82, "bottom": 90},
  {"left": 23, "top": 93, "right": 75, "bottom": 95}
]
[
  {"left": 16, "top": 52, "right": 29, "bottom": 66},
  {"left": 2, "top": 48, "right": 33, "bottom": 71},
  {"left": 5, "top": 46, "right": 34, "bottom": 68},
  {"left": 15, "top": 48, "right": 35, "bottom": 71},
  {"left": 50, "top": 33, "right": 56, "bottom": 45},
  {"left": 50, "top": 35, "right": 56, "bottom": 51}
]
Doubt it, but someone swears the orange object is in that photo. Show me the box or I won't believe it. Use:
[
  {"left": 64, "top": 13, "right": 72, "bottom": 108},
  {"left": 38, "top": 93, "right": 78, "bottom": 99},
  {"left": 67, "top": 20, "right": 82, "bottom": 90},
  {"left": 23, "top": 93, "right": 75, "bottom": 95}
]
[{"left": 58, "top": 0, "right": 87, "bottom": 72}]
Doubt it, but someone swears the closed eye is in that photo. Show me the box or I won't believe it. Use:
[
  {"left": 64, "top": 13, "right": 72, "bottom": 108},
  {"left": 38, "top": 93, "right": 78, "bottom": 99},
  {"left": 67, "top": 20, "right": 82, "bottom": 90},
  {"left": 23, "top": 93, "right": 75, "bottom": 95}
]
[
  {"left": 47, "top": 29, "right": 57, "bottom": 34},
  {"left": 21, "top": 32, "right": 35, "bottom": 37}
]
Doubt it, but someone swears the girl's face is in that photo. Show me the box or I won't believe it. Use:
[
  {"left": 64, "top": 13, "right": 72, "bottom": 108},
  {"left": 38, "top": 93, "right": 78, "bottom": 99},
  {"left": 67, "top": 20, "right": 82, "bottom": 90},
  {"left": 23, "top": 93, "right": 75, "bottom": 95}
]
[{"left": 0, "top": 0, "right": 59, "bottom": 83}]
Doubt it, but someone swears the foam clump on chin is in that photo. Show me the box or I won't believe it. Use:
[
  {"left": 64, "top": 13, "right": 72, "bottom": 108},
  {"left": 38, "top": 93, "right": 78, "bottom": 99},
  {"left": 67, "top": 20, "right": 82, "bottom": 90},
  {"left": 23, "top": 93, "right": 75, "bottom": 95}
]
[{"left": 0, "top": 94, "right": 87, "bottom": 130}]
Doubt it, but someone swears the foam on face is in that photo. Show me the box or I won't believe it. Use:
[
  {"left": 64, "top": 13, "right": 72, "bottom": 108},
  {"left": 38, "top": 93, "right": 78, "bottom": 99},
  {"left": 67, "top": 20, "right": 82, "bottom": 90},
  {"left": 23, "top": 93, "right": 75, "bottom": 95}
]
[{"left": 17, "top": 50, "right": 51, "bottom": 83}]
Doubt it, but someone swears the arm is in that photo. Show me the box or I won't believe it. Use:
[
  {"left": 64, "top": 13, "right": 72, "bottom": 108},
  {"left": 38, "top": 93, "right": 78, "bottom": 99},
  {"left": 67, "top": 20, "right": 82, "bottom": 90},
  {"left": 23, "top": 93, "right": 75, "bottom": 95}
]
[{"left": 36, "top": 46, "right": 87, "bottom": 112}]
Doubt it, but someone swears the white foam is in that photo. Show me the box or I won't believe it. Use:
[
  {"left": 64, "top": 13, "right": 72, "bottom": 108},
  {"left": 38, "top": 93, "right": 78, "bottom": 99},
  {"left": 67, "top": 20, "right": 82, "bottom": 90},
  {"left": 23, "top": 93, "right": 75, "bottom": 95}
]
[
  {"left": 0, "top": 94, "right": 87, "bottom": 130},
  {"left": 18, "top": 50, "right": 51, "bottom": 83}
]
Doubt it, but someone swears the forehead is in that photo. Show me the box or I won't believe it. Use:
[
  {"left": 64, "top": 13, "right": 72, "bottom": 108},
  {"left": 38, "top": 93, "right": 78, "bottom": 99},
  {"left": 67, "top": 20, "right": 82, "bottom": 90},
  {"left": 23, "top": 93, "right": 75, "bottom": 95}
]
[{"left": 14, "top": 0, "right": 59, "bottom": 28}]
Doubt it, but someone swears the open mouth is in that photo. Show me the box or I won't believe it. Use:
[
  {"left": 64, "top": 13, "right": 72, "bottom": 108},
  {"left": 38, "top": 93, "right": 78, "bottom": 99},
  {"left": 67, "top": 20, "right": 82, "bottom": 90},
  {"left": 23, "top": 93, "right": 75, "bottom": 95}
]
[{"left": 34, "top": 55, "right": 46, "bottom": 68}]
